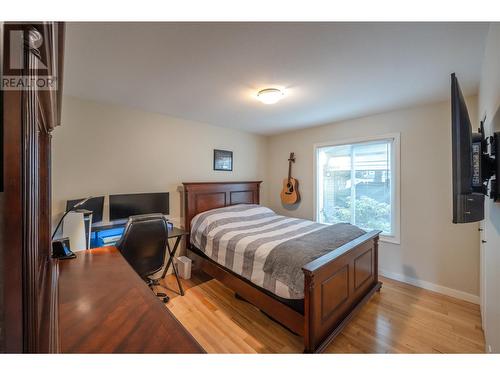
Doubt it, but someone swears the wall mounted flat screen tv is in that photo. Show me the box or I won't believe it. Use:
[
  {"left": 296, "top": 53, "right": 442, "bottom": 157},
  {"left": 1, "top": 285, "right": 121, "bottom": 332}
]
[
  {"left": 109, "top": 192, "right": 170, "bottom": 221},
  {"left": 451, "top": 73, "right": 499, "bottom": 223}
]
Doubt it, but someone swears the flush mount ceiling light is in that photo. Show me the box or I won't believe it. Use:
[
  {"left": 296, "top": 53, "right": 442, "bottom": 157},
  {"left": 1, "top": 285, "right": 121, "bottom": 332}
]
[{"left": 256, "top": 88, "right": 285, "bottom": 105}]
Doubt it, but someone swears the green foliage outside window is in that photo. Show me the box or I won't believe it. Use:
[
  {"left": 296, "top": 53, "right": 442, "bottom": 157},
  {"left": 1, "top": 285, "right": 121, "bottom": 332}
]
[{"left": 322, "top": 196, "right": 391, "bottom": 233}]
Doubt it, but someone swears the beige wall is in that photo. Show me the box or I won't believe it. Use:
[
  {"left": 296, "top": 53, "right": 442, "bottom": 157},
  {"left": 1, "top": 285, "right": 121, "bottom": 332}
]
[
  {"left": 478, "top": 23, "right": 500, "bottom": 353},
  {"left": 52, "top": 96, "right": 268, "bottom": 230},
  {"left": 266, "top": 98, "right": 480, "bottom": 300}
]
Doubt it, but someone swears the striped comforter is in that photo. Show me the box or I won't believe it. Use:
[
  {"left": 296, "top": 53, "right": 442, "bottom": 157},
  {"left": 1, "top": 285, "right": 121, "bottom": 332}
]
[{"left": 190, "top": 204, "right": 365, "bottom": 299}]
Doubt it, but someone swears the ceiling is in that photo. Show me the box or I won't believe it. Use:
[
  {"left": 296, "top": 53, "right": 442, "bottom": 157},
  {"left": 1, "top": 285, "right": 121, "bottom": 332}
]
[{"left": 64, "top": 22, "right": 488, "bottom": 135}]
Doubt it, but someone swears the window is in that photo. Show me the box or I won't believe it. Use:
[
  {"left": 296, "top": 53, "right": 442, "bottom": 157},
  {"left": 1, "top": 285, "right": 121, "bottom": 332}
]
[{"left": 315, "top": 134, "right": 400, "bottom": 243}]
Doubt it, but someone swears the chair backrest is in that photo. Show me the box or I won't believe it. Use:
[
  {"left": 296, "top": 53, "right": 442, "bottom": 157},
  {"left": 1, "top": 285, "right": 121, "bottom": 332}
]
[{"left": 115, "top": 214, "right": 168, "bottom": 279}]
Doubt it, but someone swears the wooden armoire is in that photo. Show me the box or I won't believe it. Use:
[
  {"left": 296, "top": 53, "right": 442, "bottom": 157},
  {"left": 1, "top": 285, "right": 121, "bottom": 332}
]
[{"left": 0, "top": 22, "right": 65, "bottom": 353}]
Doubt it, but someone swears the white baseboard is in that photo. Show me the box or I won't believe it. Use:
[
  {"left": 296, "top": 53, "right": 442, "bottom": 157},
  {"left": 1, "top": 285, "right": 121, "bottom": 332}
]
[{"left": 379, "top": 269, "right": 480, "bottom": 304}]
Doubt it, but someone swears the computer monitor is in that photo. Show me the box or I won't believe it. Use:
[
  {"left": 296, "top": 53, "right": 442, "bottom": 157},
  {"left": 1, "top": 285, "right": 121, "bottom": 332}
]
[
  {"left": 66, "top": 196, "right": 105, "bottom": 223},
  {"left": 109, "top": 192, "right": 170, "bottom": 221}
]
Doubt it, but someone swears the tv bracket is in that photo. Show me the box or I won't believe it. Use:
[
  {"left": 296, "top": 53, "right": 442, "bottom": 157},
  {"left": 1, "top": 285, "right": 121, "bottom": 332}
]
[{"left": 477, "top": 118, "right": 500, "bottom": 202}]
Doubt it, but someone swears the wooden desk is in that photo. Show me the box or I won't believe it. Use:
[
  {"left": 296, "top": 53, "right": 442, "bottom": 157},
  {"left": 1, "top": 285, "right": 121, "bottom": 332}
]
[{"left": 58, "top": 246, "right": 204, "bottom": 353}]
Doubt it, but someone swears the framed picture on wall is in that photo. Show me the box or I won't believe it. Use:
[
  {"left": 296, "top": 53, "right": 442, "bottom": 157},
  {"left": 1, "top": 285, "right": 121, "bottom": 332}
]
[{"left": 213, "top": 149, "right": 233, "bottom": 171}]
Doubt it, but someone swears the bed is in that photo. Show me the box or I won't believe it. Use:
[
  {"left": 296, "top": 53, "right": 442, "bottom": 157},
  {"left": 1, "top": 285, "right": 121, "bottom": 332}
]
[{"left": 183, "top": 181, "right": 381, "bottom": 353}]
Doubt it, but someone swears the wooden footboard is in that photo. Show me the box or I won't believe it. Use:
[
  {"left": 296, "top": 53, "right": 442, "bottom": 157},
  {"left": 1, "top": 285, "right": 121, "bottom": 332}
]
[{"left": 302, "top": 230, "right": 381, "bottom": 353}]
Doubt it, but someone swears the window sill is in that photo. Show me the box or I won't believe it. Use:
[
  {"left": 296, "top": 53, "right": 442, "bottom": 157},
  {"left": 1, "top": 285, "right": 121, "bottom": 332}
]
[{"left": 379, "top": 235, "right": 400, "bottom": 245}]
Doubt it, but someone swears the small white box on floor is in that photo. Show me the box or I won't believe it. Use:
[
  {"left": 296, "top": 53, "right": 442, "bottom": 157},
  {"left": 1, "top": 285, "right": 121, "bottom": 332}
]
[{"left": 175, "top": 256, "right": 192, "bottom": 279}]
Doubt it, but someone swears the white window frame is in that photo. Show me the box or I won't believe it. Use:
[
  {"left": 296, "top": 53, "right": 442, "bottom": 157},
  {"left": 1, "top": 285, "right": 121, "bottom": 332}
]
[{"left": 313, "top": 133, "right": 401, "bottom": 244}]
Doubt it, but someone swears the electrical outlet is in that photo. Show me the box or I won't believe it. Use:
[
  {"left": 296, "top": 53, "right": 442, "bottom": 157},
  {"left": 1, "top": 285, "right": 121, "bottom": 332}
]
[{"left": 488, "top": 344, "right": 492, "bottom": 353}]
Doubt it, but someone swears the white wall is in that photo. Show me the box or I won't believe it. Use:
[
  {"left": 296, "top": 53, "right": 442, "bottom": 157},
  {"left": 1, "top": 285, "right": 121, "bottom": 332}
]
[
  {"left": 478, "top": 23, "right": 500, "bottom": 354},
  {"left": 266, "top": 98, "right": 480, "bottom": 301},
  {"left": 52, "top": 96, "right": 268, "bottom": 230}
]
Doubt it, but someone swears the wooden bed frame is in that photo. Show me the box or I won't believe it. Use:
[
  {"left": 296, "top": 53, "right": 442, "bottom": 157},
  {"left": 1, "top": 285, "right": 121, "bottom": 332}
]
[{"left": 183, "top": 181, "right": 382, "bottom": 353}]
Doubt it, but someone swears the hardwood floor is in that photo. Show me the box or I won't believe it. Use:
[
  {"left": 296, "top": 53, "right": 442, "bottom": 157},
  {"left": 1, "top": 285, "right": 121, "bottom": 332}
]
[{"left": 157, "top": 272, "right": 485, "bottom": 353}]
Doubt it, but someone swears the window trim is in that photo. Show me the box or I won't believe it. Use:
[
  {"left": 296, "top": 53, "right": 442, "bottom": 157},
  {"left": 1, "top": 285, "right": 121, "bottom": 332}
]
[{"left": 313, "top": 133, "right": 401, "bottom": 244}]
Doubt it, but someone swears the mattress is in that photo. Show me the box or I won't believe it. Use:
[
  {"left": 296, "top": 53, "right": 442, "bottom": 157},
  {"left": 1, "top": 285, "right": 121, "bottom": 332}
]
[{"left": 190, "top": 204, "right": 365, "bottom": 299}]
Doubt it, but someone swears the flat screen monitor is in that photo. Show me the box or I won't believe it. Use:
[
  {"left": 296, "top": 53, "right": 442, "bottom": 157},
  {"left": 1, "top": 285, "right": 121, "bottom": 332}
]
[
  {"left": 66, "top": 196, "right": 105, "bottom": 223},
  {"left": 109, "top": 192, "right": 170, "bottom": 221}
]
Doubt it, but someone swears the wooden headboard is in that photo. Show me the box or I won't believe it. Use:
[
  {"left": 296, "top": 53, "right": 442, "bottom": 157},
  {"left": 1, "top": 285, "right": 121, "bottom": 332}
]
[{"left": 182, "top": 181, "right": 262, "bottom": 245}]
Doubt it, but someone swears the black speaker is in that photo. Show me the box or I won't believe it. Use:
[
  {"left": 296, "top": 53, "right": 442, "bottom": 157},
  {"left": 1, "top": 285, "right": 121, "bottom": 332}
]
[{"left": 52, "top": 237, "right": 76, "bottom": 260}]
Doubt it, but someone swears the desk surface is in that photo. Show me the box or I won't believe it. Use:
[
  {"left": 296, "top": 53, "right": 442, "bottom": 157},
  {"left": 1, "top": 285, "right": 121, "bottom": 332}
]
[
  {"left": 91, "top": 221, "right": 187, "bottom": 238},
  {"left": 91, "top": 220, "right": 128, "bottom": 232},
  {"left": 58, "top": 246, "right": 204, "bottom": 353}
]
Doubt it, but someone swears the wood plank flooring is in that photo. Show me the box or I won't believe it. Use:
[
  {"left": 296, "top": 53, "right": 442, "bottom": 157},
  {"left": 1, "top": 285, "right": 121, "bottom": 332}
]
[{"left": 157, "top": 272, "right": 484, "bottom": 353}]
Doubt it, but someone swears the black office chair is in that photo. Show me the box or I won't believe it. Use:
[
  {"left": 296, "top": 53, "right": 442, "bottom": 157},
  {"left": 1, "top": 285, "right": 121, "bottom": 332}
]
[{"left": 116, "top": 214, "right": 170, "bottom": 303}]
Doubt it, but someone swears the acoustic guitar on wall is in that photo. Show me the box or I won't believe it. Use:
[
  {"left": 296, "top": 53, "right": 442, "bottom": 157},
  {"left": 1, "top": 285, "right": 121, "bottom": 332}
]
[{"left": 280, "top": 152, "right": 300, "bottom": 205}]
